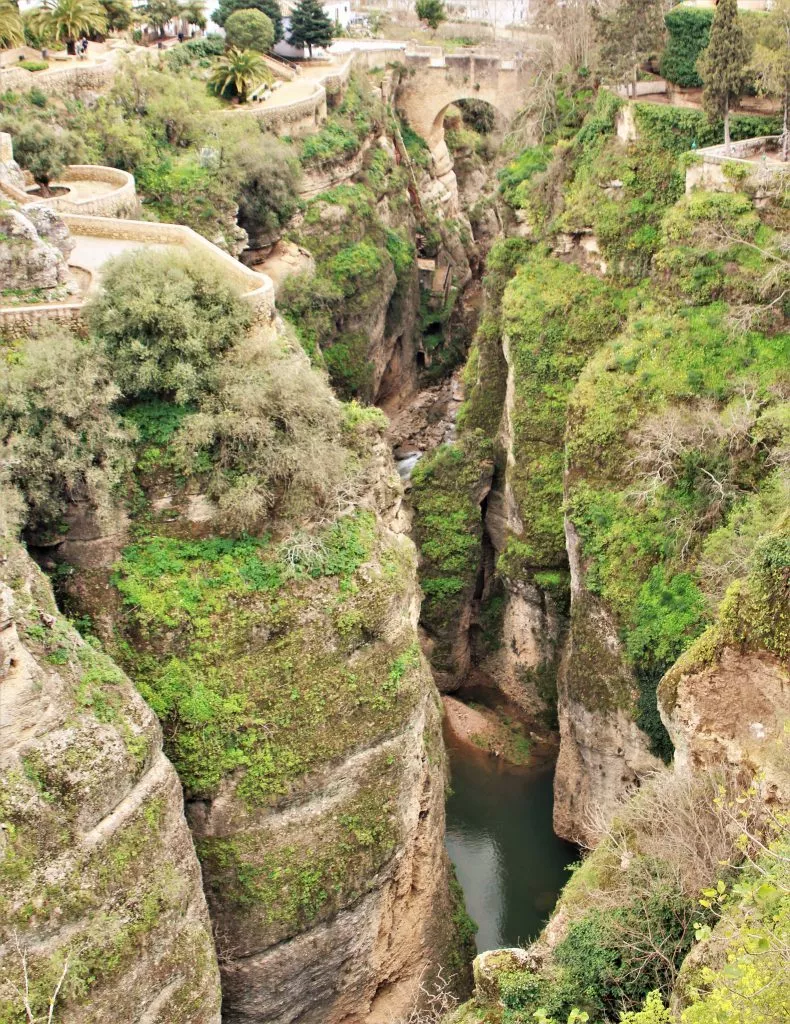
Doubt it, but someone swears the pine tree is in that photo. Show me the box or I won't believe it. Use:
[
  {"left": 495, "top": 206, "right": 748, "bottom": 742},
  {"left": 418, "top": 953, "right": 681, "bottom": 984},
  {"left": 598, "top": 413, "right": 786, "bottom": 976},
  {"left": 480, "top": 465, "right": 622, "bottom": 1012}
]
[
  {"left": 698, "top": 0, "right": 751, "bottom": 153},
  {"left": 287, "top": 0, "right": 332, "bottom": 58}
]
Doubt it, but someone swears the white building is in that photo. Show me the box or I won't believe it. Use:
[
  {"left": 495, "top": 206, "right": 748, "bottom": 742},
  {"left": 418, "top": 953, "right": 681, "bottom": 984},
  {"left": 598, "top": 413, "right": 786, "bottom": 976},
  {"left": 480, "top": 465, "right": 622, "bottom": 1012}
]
[{"left": 378, "top": 0, "right": 529, "bottom": 26}]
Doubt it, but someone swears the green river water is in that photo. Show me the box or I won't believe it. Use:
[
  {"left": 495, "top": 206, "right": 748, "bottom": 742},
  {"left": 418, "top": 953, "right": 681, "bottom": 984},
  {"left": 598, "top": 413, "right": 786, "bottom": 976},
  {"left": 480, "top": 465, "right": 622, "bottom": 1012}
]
[{"left": 445, "top": 728, "right": 578, "bottom": 952}]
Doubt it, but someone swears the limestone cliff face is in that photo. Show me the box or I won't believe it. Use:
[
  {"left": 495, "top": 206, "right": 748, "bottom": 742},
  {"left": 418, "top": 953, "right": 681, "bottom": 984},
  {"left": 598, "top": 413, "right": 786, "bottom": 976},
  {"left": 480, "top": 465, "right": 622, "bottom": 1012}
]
[
  {"left": 59, "top": 407, "right": 455, "bottom": 1022},
  {"left": 189, "top": 484, "right": 454, "bottom": 1024},
  {"left": 660, "top": 649, "right": 790, "bottom": 800},
  {"left": 0, "top": 204, "right": 72, "bottom": 295},
  {"left": 553, "top": 521, "right": 662, "bottom": 846},
  {"left": 0, "top": 542, "right": 221, "bottom": 1023}
]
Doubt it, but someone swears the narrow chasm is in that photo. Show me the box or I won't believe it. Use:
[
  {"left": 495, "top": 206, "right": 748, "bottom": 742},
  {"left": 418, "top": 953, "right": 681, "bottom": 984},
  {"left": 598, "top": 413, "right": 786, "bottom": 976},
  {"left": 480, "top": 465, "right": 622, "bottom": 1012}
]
[{"left": 387, "top": 103, "right": 579, "bottom": 959}]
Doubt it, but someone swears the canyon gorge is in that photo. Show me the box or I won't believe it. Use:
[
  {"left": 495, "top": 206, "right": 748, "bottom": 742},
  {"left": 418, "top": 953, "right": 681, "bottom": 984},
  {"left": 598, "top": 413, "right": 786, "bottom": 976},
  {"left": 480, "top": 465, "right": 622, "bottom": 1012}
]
[{"left": 1, "top": 8, "right": 789, "bottom": 1024}]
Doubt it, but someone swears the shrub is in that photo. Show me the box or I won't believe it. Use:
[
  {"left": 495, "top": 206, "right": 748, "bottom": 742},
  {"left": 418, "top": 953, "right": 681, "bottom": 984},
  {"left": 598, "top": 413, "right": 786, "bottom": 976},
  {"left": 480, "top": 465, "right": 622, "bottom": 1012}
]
[
  {"left": 230, "top": 130, "right": 301, "bottom": 239},
  {"left": 88, "top": 250, "right": 251, "bottom": 403},
  {"left": 3, "top": 119, "right": 83, "bottom": 192},
  {"left": 171, "top": 330, "right": 359, "bottom": 530},
  {"left": 0, "top": 327, "right": 132, "bottom": 536},
  {"left": 19, "top": 59, "right": 48, "bottom": 71}
]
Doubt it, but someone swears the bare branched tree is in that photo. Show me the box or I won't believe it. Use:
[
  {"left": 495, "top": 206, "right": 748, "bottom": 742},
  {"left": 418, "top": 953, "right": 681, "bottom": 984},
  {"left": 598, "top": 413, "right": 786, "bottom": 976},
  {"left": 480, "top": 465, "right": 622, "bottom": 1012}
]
[{"left": 10, "top": 932, "right": 70, "bottom": 1024}]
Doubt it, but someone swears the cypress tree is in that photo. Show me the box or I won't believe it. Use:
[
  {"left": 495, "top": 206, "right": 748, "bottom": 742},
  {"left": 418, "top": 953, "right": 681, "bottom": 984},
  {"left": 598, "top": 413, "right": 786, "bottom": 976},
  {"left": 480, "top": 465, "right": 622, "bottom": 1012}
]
[
  {"left": 287, "top": 0, "right": 333, "bottom": 58},
  {"left": 698, "top": 0, "right": 751, "bottom": 152}
]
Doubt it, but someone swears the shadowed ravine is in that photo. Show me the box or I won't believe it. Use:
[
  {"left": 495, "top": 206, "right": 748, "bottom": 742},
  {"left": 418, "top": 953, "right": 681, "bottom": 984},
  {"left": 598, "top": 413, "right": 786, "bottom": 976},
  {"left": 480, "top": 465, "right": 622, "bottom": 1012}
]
[{"left": 444, "top": 727, "right": 577, "bottom": 953}]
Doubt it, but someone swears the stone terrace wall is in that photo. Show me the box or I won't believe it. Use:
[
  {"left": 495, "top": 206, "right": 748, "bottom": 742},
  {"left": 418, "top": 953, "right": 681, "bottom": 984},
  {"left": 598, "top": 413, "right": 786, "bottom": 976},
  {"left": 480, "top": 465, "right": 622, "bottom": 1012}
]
[
  {"left": 49, "top": 166, "right": 138, "bottom": 218},
  {"left": 0, "top": 61, "right": 113, "bottom": 98},
  {"left": 685, "top": 136, "right": 789, "bottom": 195},
  {"left": 0, "top": 215, "right": 275, "bottom": 332}
]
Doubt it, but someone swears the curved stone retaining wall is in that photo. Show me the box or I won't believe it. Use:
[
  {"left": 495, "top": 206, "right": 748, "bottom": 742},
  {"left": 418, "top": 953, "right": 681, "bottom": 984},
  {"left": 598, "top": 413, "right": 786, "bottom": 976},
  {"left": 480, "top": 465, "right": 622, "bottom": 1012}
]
[
  {"left": 48, "top": 165, "right": 138, "bottom": 218},
  {"left": 0, "top": 214, "right": 275, "bottom": 332}
]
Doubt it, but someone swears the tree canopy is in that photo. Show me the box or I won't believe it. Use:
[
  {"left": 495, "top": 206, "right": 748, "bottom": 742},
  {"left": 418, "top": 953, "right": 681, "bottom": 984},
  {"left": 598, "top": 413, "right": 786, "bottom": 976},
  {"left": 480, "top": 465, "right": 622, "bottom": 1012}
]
[
  {"left": 596, "top": 0, "right": 665, "bottom": 100},
  {"left": 415, "top": 0, "right": 445, "bottom": 31},
  {"left": 212, "top": 0, "right": 281, "bottom": 40},
  {"left": 29, "top": 0, "right": 106, "bottom": 53},
  {"left": 698, "top": 0, "right": 751, "bottom": 150},
  {"left": 224, "top": 7, "right": 273, "bottom": 52}
]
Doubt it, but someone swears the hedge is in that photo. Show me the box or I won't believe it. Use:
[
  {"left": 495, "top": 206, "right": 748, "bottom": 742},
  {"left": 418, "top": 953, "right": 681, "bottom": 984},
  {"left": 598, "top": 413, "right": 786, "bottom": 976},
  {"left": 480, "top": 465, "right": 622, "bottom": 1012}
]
[
  {"left": 660, "top": 6, "right": 713, "bottom": 88},
  {"left": 633, "top": 103, "right": 783, "bottom": 153}
]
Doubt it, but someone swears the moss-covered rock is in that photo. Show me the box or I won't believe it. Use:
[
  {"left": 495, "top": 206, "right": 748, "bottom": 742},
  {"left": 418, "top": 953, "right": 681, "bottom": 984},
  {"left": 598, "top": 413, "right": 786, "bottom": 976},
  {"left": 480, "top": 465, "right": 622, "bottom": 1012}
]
[{"left": 0, "top": 541, "right": 221, "bottom": 1024}]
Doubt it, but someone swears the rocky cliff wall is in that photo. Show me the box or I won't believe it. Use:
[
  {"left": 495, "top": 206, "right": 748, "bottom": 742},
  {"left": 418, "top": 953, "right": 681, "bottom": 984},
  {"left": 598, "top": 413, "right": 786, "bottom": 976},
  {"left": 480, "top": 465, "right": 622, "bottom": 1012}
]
[{"left": 0, "top": 541, "right": 221, "bottom": 1023}]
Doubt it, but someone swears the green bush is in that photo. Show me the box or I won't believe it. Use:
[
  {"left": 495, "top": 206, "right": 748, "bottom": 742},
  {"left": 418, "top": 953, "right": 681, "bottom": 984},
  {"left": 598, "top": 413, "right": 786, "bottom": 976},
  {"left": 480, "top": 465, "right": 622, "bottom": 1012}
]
[
  {"left": 660, "top": 7, "right": 713, "bottom": 88},
  {"left": 19, "top": 60, "right": 49, "bottom": 72},
  {"left": 88, "top": 250, "right": 251, "bottom": 404},
  {"left": 0, "top": 328, "right": 132, "bottom": 537}
]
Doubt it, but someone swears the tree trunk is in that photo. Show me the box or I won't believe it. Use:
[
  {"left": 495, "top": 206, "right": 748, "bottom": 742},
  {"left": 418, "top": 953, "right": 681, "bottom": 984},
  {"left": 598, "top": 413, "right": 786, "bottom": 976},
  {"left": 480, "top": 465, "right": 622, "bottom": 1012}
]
[
  {"left": 37, "top": 180, "right": 52, "bottom": 197},
  {"left": 67, "top": 39, "right": 76, "bottom": 55},
  {"left": 307, "top": 42, "right": 313, "bottom": 58},
  {"left": 724, "top": 95, "right": 731, "bottom": 155},
  {"left": 632, "top": 63, "right": 637, "bottom": 101},
  {"left": 783, "top": 88, "right": 789, "bottom": 163}
]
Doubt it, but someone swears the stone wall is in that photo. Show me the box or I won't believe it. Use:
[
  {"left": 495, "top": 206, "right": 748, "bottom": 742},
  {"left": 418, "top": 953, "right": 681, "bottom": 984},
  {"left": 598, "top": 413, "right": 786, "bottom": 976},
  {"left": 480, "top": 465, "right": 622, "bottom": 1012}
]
[
  {"left": 685, "top": 136, "right": 789, "bottom": 196},
  {"left": 0, "top": 214, "right": 276, "bottom": 331},
  {"left": 0, "top": 61, "right": 113, "bottom": 98}
]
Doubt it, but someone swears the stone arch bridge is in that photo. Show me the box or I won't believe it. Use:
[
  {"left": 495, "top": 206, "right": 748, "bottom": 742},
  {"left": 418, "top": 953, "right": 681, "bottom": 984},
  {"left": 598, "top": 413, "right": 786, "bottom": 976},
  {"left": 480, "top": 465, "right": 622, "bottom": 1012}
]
[{"left": 397, "top": 49, "right": 535, "bottom": 175}]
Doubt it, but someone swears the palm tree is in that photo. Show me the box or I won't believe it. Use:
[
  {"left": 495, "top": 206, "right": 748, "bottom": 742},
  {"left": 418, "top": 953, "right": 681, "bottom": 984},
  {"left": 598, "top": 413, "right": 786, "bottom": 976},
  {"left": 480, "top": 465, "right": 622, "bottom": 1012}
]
[
  {"left": 30, "top": 0, "right": 107, "bottom": 54},
  {"left": 209, "top": 46, "right": 270, "bottom": 102},
  {"left": 0, "top": 0, "right": 23, "bottom": 48}
]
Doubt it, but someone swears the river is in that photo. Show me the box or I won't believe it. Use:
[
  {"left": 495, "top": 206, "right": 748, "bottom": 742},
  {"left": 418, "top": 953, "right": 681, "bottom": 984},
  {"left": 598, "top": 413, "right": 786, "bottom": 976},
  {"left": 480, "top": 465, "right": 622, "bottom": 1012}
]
[{"left": 444, "top": 726, "right": 578, "bottom": 953}]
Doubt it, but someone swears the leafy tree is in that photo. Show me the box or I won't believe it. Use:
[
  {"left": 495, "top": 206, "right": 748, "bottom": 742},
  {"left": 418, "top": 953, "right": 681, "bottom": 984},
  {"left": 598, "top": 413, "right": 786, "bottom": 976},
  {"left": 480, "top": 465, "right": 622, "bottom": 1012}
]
[
  {"left": 224, "top": 7, "right": 273, "bottom": 52},
  {"left": 212, "top": 0, "right": 281, "bottom": 40},
  {"left": 0, "top": 0, "right": 24, "bottom": 47},
  {"left": 9, "top": 120, "right": 82, "bottom": 194},
  {"left": 287, "top": 0, "right": 332, "bottom": 58},
  {"left": 698, "top": 0, "right": 751, "bottom": 153},
  {"left": 415, "top": 0, "right": 445, "bottom": 32},
  {"left": 99, "top": 0, "right": 132, "bottom": 30},
  {"left": 596, "top": 0, "right": 665, "bottom": 100},
  {"left": 751, "top": 0, "right": 790, "bottom": 161},
  {"left": 179, "top": 0, "right": 205, "bottom": 30},
  {"left": 0, "top": 327, "right": 132, "bottom": 537},
  {"left": 88, "top": 250, "right": 251, "bottom": 403},
  {"left": 141, "top": 0, "right": 179, "bottom": 37},
  {"left": 214, "top": 119, "right": 301, "bottom": 241},
  {"left": 213, "top": 0, "right": 280, "bottom": 36},
  {"left": 209, "top": 45, "right": 270, "bottom": 101},
  {"left": 29, "top": 0, "right": 106, "bottom": 54}
]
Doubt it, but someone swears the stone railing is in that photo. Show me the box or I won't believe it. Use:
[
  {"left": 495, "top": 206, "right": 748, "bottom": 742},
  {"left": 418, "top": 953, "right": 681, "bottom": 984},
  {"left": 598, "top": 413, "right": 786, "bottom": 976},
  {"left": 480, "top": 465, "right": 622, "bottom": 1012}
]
[
  {"left": 231, "top": 47, "right": 407, "bottom": 135},
  {"left": 685, "top": 136, "right": 789, "bottom": 195},
  {"left": 693, "top": 135, "right": 785, "bottom": 164},
  {"left": 1, "top": 214, "right": 275, "bottom": 332},
  {"left": 245, "top": 83, "right": 329, "bottom": 135}
]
